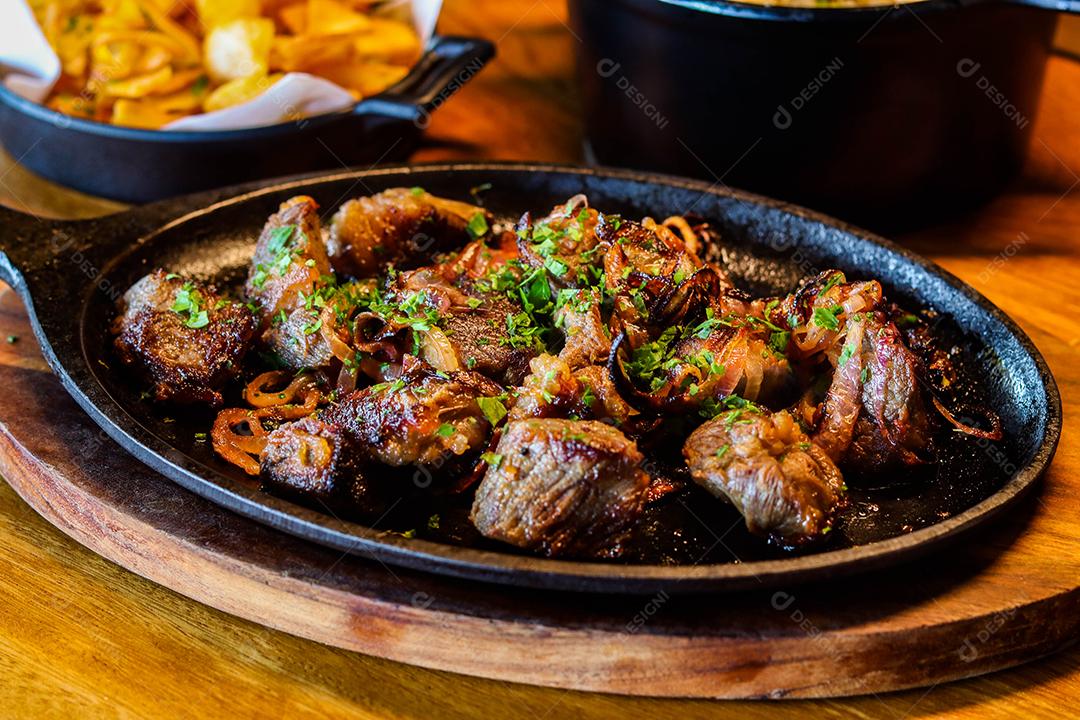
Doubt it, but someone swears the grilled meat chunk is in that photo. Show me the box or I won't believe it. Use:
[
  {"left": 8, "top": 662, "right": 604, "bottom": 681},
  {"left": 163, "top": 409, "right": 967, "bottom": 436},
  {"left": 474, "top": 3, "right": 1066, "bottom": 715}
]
[
  {"left": 515, "top": 195, "right": 607, "bottom": 289},
  {"left": 246, "top": 196, "right": 332, "bottom": 322},
  {"left": 322, "top": 362, "right": 503, "bottom": 468},
  {"left": 113, "top": 270, "right": 256, "bottom": 406},
  {"left": 470, "top": 419, "right": 651, "bottom": 558},
  {"left": 814, "top": 312, "right": 932, "bottom": 473},
  {"left": 382, "top": 267, "right": 535, "bottom": 384},
  {"left": 327, "top": 188, "right": 489, "bottom": 279},
  {"left": 684, "top": 409, "right": 846, "bottom": 546},
  {"left": 555, "top": 288, "right": 611, "bottom": 369},
  {"left": 260, "top": 417, "right": 367, "bottom": 509},
  {"left": 244, "top": 196, "right": 340, "bottom": 371},
  {"left": 508, "top": 354, "right": 643, "bottom": 434}
]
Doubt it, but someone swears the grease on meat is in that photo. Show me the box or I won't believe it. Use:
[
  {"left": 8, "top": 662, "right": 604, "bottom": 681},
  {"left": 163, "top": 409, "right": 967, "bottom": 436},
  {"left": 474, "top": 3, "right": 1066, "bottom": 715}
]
[
  {"left": 470, "top": 418, "right": 651, "bottom": 558},
  {"left": 113, "top": 270, "right": 256, "bottom": 406},
  {"left": 684, "top": 409, "right": 846, "bottom": 546}
]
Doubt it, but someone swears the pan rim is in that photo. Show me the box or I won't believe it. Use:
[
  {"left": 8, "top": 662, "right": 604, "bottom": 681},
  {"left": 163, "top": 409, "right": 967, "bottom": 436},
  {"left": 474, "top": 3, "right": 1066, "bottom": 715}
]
[{"left": 62, "top": 161, "right": 1061, "bottom": 594}]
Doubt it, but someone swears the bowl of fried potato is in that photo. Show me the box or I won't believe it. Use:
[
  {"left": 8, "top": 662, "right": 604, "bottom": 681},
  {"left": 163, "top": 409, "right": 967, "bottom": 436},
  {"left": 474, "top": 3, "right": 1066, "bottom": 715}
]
[{"left": 0, "top": 0, "right": 493, "bottom": 201}]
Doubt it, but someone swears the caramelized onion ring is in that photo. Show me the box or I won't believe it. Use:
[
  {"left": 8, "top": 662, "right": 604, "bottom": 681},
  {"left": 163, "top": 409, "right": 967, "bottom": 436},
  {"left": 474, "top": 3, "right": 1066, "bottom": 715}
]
[
  {"left": 932, "top": 397, "right": 1003, "bottom": 441},
  {"left": 243, "top": 371, "right": 318, "bottom": 408}
]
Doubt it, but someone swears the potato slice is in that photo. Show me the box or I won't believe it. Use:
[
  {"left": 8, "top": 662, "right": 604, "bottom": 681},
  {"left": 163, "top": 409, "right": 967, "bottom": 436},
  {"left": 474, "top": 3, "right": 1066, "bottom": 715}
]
[
  {"left": 203, "top": 73, "right": 281, "bottom": 112},
  {"left": 204, "top": 18, "right": 275, "bottom": 82},
  {"left": 305, "top": 0, "right": 371, "bottom": 35},
  {"left": 278, "top": 2, "right": 307, "bottom": 34},
  {"left": 195, "top": 0, "right": 263, "bottom": 30},
  {"left": 111, "top": 97, "right": 191, "bottom": 129},
  {"left": 101, "top": 65, "right": 174, "bottom": 98},
  {"left": 133, "top": 44, "right": 174, "bottom": 74},
  {"left": 270, "top": 34, "right": 353, "bottom": 72},
  {"left": 351, "top": 18, "right": 421, "bottom": 64},
  {"left": 308, "top": 60, "right": 409, "bottom": 97}
]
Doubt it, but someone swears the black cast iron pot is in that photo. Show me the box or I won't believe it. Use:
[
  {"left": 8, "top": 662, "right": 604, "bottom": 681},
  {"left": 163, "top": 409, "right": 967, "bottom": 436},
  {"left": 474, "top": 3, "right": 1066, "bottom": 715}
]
[
  {"left": 568, "top": 0, "right": 1079, "bottom": 228},
  {"left": 0, "top": 35, "right": 493, "bottom": 203}
]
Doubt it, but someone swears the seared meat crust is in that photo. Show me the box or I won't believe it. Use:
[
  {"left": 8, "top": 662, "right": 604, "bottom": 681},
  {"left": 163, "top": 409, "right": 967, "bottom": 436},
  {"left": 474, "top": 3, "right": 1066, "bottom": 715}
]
[
  {"left": 113, "top": 270, "right": 256, "bottom": 406},
  {"left": 246, "top": 196, "right": 331, "bottom": 323},
  {"left": 322, "top": 363, "right": 503, "bottom": 468},
  {"left": 328, "top": 188, "right": 489, "bottom": 279},
  {"left": 470, "top": 419, "right": 651, "bottom": 558},
  {"left": 684, "top": 409, "right": 846, "bottom": 546},
  {"left": 814, "top": 313, "right": 932, "bottom": 473}
]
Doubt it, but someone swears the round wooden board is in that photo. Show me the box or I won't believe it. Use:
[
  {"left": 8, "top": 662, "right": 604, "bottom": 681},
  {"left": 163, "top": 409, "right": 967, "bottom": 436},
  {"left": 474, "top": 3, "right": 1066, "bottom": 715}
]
[{"left": 0, "top": 285, "right": 1076, "bottom": 700}]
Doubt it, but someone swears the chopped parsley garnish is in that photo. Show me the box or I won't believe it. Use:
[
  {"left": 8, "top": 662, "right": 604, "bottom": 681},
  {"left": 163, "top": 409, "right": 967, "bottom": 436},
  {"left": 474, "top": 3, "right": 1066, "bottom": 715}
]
[
  {"left": 818, "top": 272, "right": 844, "bottom": 296},
  {"left": 837, "top": 342, "right": 855, "bottom": 366},
  {"left": 5, "top": 335, "right": 17, "bottom": 344},
  {"left": 480, "top": 451, "right": 503, "bottom": 468},
  {"left": 768, "top": 330, "right": 790, "bottom": 354},
  {"left": 409, "top": 186, "right": 425, "bottom": 197},
  {"left": 427, "top": 514, "right": 440, "bottom": 530},
  {"left": 715, "top": 444, "right": 730, "bottom": 459},
  {"left": 436, "top": 422, "right": 455, "bottom": 437},
  {"left": 170, "top": 283, "right": 210, "bottom": 329},
  {"left": 477, "top": 396, "right": 508, "bottom": 426},
  {"left": 466, "top": 212, "right": 489, "bottom": 239},
  {"left": 896, "top": 312, "right": 919, "bottom": 327},
  {"left": 811, "top": 305, "right": 843, "bottom": 331}
]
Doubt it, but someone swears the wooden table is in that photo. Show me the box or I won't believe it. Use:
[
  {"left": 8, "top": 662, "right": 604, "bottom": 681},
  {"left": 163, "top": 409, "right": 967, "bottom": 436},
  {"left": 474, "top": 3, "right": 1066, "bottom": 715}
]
[{"left": 2, "top": 1, "right": 1079, "bottom": 716}]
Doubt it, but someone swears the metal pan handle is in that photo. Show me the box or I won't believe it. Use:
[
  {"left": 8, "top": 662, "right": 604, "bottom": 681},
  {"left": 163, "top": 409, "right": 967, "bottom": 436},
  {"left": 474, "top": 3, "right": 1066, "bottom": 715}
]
[
  {"left": 352, "top": 35, "right": 496, "bottom": 125},
  {"left": 0, "top": 204, "right": 56, "bottom": 289}
]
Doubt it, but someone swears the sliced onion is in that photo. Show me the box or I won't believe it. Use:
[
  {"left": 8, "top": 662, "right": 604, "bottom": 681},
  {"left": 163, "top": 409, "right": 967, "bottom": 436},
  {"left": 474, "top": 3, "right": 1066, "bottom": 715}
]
[
  {"left": 932, "top": 397, "right": 1003, "bottom": 441},
  {"left": 420, "top": 326, "right": 461, "bottom": 372}
]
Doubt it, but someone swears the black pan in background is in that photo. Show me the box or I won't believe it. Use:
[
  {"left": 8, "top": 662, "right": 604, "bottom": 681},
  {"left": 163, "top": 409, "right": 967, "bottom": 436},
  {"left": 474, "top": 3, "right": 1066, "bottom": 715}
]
[
  {"left": 0, "top": 36, "right": 493, "bottom": 203},
  {"left": 0, "top": 163, "right": 1061, "bottom": 594},
  {"left": 568, "top": 0, "right": 1080, "bottom": 229}
]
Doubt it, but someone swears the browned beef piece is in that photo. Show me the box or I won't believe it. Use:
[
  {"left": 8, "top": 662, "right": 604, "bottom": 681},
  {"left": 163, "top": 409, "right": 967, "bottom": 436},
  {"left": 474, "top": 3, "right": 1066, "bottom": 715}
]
[
  {"left": 814, "top": 312, "right": 932, "bottom": 473},
  {"left": 246, "top": 196, "right": 332, "bottom": 322},
  {"left": 470, "top": 418, "right": 651, "bottom": 558},
  {"left": 515, "top": 195, "right": 608, "bottom": 289},
  {"left": 508, "top": 354, "right": 643, "bottom": 433},
  {"left": 244, "top": 196, "right": 341, "bottom": 371},
  {"left": 384, "top": 268, "right": 536, "bottom": 385},
  {"left": 555, "top": 288, "right": 610, "bottom": 369},
  {"left": 112, "top": 270, "right": 256, "bottom": 407},
  {"left": 322, "top": 362, "right": 503, "bottom": 468},
  {"left": 327, "top": 188, "right": 489, "bottom": 279},
  {"left": 684, "top": 409, "right": 846, "bottom": 547},
  {"left": 260, "top": 416, "right": 403, "bottom": 516}
]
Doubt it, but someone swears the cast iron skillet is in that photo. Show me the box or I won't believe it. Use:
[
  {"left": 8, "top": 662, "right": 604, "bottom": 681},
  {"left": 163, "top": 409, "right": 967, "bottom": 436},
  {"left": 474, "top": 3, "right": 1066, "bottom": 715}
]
[
  {"left": 0, "top": 163, "right": 1061, "bottom": 594},
  {"left": 0, "top": 35, "right": 493, "bottom": 203}
]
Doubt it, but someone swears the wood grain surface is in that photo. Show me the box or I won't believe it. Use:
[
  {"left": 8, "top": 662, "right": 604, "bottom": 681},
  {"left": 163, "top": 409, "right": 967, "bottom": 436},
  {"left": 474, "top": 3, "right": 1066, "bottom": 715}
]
[{"left": 1, "top": 0, "right": 1080, "bottom": 716}]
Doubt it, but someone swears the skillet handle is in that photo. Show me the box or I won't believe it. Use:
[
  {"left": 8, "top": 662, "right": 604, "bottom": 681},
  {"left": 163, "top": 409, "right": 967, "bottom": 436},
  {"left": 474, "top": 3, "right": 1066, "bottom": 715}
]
[
  {"left": 0, "top": 203, "right": 58, "bottom": 290},
  {"left": 353, "top": 35, "right": 495, "bottom": 126}
]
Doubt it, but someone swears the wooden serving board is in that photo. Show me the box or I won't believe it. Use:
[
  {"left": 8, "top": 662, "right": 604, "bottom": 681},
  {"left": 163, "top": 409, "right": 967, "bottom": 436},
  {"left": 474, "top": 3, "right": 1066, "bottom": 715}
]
[{"left": 0, "top": 286, "right": 1076, "bottom": 700}]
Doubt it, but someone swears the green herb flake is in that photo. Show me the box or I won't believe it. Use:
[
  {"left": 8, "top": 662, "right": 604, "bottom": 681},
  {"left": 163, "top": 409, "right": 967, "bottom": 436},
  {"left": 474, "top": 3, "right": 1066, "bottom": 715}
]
[
  {"left": 436, "top": 422, "right": 455, "bottom": 438},
  {"left": 480, "top": 451, "right": 503, "bottom": 468},
  {"left": 477, "top": 396, "right": 508, "bottom": 426},
  {"left": 811, "top": 305, "right": 843, "bottom": 331},
  {"left": 837, "top": 342, "right": 855, "bottom": 367},
  {"left": 466, "top": 212, "right": 489, "bottom": 239}
]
